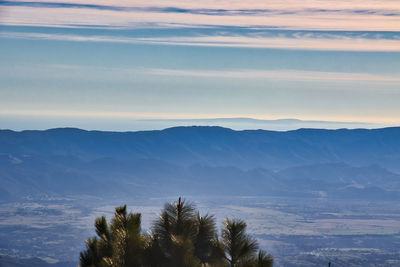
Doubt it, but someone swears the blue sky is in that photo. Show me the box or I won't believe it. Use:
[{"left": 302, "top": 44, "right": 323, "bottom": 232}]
[{"left": 0, "top": 0, "right": 400, "bottom": 130}]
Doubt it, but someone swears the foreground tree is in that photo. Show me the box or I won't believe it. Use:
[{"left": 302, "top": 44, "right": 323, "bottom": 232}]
[
  {"left": 254, "top": 251, "right": 274, "bottom": 267},
  {"left": 221, "top": 219, "right": 258, "bottom": 267},
  {"left": 152, "top": 197, "right": 198, "bottom": 266},
  {"left": 194, "top": 213, "right": 225, "bottom": 266},
  {"left": 80, "top": 205, "right": 146, "bottom": 267},
  {"left": 79, "top": 198, "right": 273, "bottom": 267}
]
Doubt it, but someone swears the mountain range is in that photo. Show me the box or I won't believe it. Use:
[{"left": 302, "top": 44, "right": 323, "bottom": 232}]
[{"left": 1, "top": 126, "right": 400, "bottom": 201}]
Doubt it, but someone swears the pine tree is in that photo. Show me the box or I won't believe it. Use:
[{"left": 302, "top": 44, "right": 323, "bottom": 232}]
[
  {"left": 79, "top": 197, "right": 273, "bottom": 267},
  {"left": 221, "top": 219, "right": 258, "bottom": 267}
]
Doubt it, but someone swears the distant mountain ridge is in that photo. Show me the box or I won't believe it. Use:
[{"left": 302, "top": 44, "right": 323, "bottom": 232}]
[
  {"left": 113, "top": 117, "right": 383, "bottom": 131},
  {"left": 1, "top": 126, "right": 400, "bottom": 201},
  {"left": 1, "top": 126, "right": 400, "bottom": 171},
  {"left": 1, "top": 117, "right": 386, "bottom": 132}
]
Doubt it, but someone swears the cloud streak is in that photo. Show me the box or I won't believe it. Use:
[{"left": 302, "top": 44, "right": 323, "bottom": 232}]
[
  {"left": 1, "top": 0, "right": 400, "bottom": 31},
  {"left": 1, "top": 0, "right": 399, "bottom": 53},
  {"left": 2, "top": 1, "right": 400, "bottom": 17},
  {"left": 3, "top": 62, "right": 400, "bottom": 88},
  {"left": 144, "top": 68, "right": 400, "bottom": 83},
  {"left": 2, "top": 31, "right": 400, "bottom": 52}
]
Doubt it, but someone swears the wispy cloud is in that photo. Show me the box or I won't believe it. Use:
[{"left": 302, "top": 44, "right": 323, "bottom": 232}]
[
  {"left": 144, "top": 68, "right": 400, "bottom": 83},
  {"left": 2, "top": 31, "right": 400, "bottom": 52},
  {"left": 1, "top": 0, "right": 399, "bottom": 53},
  {"left": 2, "top": 1, "right": 400, "bottom": 17},
  {"left": 3, "top": 62, "right": 400, "bottom": 87},
  {"left": 1, "top": 0, "right": 400, "bottom": 31}
]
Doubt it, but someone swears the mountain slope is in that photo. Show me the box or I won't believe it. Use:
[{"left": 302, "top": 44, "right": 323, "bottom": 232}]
[
  {"left": 1, "top": 126, "right": 400, "bottom": 172},
  {"left": 1, "top": 126, "right": 400, "bottom": 201}
]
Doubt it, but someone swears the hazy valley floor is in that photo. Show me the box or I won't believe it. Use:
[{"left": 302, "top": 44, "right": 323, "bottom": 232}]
[{"left": 1, "top": 195, "right": 400, "bottom": 267}]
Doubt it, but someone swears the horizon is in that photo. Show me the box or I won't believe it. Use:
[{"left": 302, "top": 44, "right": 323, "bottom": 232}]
[
  {"left": 2, "top": 122, "right": 400, "bottom": 134},
  {"left": 0, "top": 117, "right": 396, "bottom": 132}
]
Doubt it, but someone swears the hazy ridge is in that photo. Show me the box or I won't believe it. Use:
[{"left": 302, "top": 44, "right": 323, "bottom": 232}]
[{"left": 1, "top": 126, "right": 400, "bottom": 201}]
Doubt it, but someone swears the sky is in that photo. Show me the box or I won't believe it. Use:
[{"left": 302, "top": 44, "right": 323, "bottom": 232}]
[{"left": 0, "top": 0, "right": 400, "bottom": 131}]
